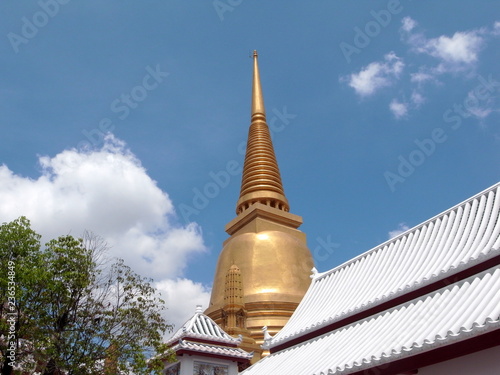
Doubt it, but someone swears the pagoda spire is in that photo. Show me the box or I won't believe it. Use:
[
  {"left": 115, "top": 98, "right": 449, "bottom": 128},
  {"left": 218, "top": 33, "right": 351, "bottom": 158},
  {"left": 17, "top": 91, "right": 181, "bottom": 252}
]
[
  {"left": 236, "top": 51, "right": 289, "bottom": 215},
  {"left": 206, "top": 52, "right": 315, "bottom": 362}
]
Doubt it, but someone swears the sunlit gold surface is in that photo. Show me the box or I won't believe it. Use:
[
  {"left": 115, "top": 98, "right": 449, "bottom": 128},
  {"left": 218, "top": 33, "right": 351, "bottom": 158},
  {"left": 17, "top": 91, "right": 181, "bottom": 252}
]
[
  {"left": 205, "top": 221, "right": 314, "bottom": 351},
  {"left": 206, "top": 202, "right": 314, "bottom": 352},
  {"left": 207, "top": 227, "right": 314, "bottom": 310}
]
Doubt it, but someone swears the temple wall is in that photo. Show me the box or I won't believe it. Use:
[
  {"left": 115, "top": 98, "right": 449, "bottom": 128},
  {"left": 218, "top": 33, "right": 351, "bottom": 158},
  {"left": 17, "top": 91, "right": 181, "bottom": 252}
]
[{"left": 417, "top": 345, "right": 500, "bottom": 375}]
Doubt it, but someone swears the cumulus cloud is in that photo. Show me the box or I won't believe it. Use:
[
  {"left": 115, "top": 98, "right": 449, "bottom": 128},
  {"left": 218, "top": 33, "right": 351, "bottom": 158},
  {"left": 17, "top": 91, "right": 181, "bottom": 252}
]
[
  {"left": 389, "top": 90, "right": 426, "bottom": 120},
  {"left": 388, "top": 223, "right": 410, "bottom": 239},
  {"left": 467, "top": 105, "right": 493, "bottom": 120},
  {"left": 344, "top": 52, "right": 404, "bottom": 97},
  {"left": 411, "top": 91, "right": 425, "bottom": 107},
  {"left": 424, "top": 31, "right": 483, "bottom": 66},
  {"left": 400, "top": 17, "right": 484, "bottom": 74},
  {"left": 410, "top": 70, "right": 437, "bottom": 84},
  {"left": 345, "top": 18, "right": 498, "bottom": 120},
  {"left": 401, "top": 16, "right": 417, "bottom": 33},
  {"left": 156, "top": 278, "right": 211, "bottom": 332},
  {"left": 389, "top": 99, "right": 408, "bottom": 119},
  {"left": 0, "top": 135, "right": 209, "bottom": 329},
  {"left": 493, "top": 21, "right": 500, "bottom": 36},
  {"left": 464, "top": 90, "right": 498, "bottom": 120}
]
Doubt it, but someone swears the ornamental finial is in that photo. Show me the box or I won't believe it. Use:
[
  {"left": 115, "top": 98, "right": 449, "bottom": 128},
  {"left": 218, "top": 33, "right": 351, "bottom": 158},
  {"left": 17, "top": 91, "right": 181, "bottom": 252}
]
[{"left": 251, "top": 50, "right": 265, "bottom": 117}]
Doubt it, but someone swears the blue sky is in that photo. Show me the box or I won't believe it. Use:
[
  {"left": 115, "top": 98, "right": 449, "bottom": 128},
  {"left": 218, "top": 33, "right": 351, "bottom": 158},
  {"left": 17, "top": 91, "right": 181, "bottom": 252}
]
[{"left": 1, "top": 1, "right": 499, "bottom": 329}]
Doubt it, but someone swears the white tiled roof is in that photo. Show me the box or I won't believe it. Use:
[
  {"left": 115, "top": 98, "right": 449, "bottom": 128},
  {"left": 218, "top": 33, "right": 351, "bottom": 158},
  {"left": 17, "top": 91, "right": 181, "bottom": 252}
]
[
  {"left": 242, "top": 266, "right": 500, "bottom": 375},
  {"left": 173, "top": 340, "right": 253, "bottom": 360},
  {"left": 167, "top": 309, "right": 240, "bottom": 346},
  {"left": 268, "top": 182, "right": 500, "bottom": 348}
]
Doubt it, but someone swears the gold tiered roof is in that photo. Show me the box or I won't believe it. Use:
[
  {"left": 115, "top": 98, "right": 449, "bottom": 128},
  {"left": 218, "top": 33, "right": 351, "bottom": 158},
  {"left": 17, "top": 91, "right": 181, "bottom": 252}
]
[{"left": 236, "top": 51, "right": 289, "bottom": 215}]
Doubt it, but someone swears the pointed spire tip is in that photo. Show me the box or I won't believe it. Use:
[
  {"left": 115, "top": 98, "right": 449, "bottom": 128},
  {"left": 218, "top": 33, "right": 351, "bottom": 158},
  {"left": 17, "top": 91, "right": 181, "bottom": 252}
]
[{"left": 252, "top": 49, "right": 265, "bottom": 117}]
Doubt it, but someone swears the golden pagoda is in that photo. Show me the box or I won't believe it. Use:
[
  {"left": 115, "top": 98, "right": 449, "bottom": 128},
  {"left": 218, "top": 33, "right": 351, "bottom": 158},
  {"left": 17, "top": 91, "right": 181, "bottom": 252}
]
[{"left": 205, "top": 51, "right": 315, "bottom": 362}]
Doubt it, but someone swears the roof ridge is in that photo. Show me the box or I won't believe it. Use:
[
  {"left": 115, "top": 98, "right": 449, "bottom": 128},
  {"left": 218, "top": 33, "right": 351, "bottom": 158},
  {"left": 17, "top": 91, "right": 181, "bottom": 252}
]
[
  {"left": 314, "top": 181, "right": 500, "bottom": 281},
  {"left": 174, "top": 340, "right": 253, "bottom": 360},
  {"left": 167, "top": 311, "right": 240, "bottom": 346},
  {"left": 248, "top": 266, "right": 500, "bottom": 374},
  {"left": 270, "top": 181, "right": 500, "bottom": 348}
]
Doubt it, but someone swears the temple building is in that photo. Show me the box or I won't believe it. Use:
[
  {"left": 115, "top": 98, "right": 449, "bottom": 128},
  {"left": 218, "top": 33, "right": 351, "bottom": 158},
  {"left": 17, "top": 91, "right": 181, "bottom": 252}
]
[
  {"left": 162, "top": 305, "right": 252, "bottom": 375},
  {"left": 242, "top": 181, "right": 500, "bottom": 374},
  {"left": 198, "top": 51, "right": 499, "bottom": 374},
  {"left": 204, "top": 51, "right": 315, "bottom": 362}
]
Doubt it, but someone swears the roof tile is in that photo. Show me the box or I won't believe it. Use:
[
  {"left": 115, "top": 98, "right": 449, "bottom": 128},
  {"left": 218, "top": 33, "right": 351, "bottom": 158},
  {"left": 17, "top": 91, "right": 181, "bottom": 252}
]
[
  {"left": 268, "top": 183, "right": 500, "bottom": 348},
  {"left": 243, "top": 266, "right": 500, "bottom": 375}
]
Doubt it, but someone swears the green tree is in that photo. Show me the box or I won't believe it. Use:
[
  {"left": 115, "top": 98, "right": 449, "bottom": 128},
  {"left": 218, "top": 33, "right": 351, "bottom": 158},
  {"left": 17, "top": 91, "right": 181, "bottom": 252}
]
[
  {"left": 0, "top": 217, "right": 43, "bottom": 375},
  {"left": 0, "top": 217, "right": 173, "bottom": 375}
]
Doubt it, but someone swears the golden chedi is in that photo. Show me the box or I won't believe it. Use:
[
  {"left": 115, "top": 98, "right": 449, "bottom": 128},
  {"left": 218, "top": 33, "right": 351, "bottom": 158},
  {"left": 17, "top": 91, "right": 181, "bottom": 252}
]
[{"left": 205, "top": 51, "right": 315, "bottom": 362}]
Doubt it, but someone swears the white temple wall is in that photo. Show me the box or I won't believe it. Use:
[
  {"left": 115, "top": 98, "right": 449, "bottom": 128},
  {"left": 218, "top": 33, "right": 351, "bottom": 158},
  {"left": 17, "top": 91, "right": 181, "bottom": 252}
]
[
  {"left": 416, "top": 345, "right": 500, "bottom": 375},
  {"left": 177, "top": 354, "right": 238, "bottom": 375}
]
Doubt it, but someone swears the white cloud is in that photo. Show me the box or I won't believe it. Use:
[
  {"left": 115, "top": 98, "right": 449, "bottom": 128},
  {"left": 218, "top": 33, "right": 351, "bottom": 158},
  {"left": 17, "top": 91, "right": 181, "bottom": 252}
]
[
  {"left": 389, "top": 99, "right": 408, "bottom": 119},
  {"left": 345, "top": 52, "right": 404, "bottom": 97},
  {"left": 410, "top": 70, "right": 437, "bottom": 84},
  {"left": 401, "top": 18, "right": 484, "bottom": 74},
  {"left": 468, "top": 106, "right": 493, "bottom": 119},
  {"left": 398, "top": 18, "right": 499, "bottom": 120},
  {"left": 464, "top": 91, "right": 496, "bottom": 120},
  {"left": 0, "top": 135, "right": 209, "bottom": 331},
  {"left": 492, "top": 21, "right": 500, "bottom": 36},
  {"left": 389, "top": 90, "right": 425, "bottom": 120},
  {"left": 401, "top": 16, "right": 417, "bottom": 32},
  {"left": 424, "top": 31, "right": 483, "bottom": 65},
  {"left": 347, "top": 18, "right": 497, "bottom": 121},
  {"left": 388, "top": 223, "right": 410, "bottom": 239},
  {"left": 399, "top": 17, "right": 426, "bottom": 47},
  {"left": 156, "top": 278, "right": 211, "bottom": 332},
  {"left": 411, "top": 91, "right": 425, "bottom": 107}
]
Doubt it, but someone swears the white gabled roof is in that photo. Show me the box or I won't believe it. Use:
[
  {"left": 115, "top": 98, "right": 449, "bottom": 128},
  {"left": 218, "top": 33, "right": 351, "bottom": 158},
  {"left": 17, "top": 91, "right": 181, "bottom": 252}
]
[
  {"left": 268, "top": 182, "right": 500, "bottom": 348},
  {"left": 242, "top": 266, "right": 500, "bottom": 375},
  {"left": 172, "top": 340, "right": 253, "bottom": 360},
  {"left": 167, "top": 306, "right": 241, "bottom": 346}
]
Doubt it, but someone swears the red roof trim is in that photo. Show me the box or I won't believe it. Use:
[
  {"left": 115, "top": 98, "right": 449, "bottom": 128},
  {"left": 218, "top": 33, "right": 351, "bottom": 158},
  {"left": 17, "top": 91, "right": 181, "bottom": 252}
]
[
  {"left": 176, "top": 349, "right": 250, "bottom": 364},
  {"left": 175, "top": 336, "right": 238, "bottom": 347},
  {"left": 348, "top": 329, "right": 500, "bottom": 375},
  {"left": 271, "top": 253, "right": 500, "bottom": 354}
]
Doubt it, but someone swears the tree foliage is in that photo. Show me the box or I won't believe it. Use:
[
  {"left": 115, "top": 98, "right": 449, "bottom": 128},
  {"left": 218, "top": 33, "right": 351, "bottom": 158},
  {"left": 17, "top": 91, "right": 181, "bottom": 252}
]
[{"left": 0, "top": 217, "right": 172, "bottom": 375}]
